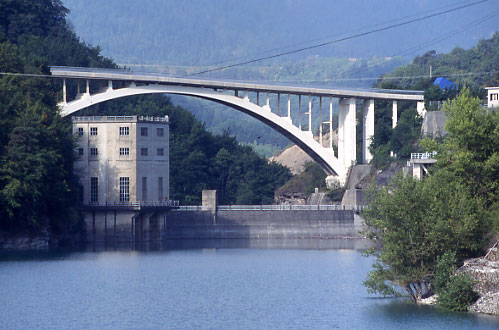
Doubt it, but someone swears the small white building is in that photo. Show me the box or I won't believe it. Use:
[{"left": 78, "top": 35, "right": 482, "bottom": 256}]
[
  {"left": 73, "top": 115, "right": 170, "bottom": 205},
  {"left": 486, "top": 87, "right": 499, "bottom": 108}
]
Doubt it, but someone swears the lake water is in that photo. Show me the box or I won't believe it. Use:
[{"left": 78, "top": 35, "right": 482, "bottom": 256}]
[{"left": 1, "top": 239, "right": 498, "bottom": 329}]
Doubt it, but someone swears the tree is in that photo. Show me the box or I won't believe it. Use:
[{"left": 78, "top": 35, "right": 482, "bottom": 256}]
[
  {"left": 362, "top": 173, "right": 489, "bottom": 302},
  {"left": 363, "top": 91, "right": 495, "bottom": 303}
]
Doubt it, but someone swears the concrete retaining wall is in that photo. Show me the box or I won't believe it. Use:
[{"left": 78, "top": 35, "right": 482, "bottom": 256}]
[
  {"left": 165, "top": 210, "right": 364, "bottom": 239},
  {"left": 82, "top": 209, "right": 365, "bottom": 242}
]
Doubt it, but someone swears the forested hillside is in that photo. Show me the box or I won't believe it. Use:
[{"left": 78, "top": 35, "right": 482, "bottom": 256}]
[
  {"left": 376, "top": 32, "right": 499, "bottom": 94},
  {"left": 63, "top": 0, "right": 494, "bottom": 66},
  {"left": 367, "top": 33, "right": 499, "bottom": 168},
  {"left": 0, "top": 1, "right": 290, "bottom": 236},
  {"left": 0, "top": 0, "right": 115, "bottom": 235}
]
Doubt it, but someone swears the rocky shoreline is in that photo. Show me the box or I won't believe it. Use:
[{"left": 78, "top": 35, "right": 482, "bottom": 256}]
[
  {"left": 0, "top": 233, "right": 50, "bottom": 249},
  {"left": 460, "top": 241, "right": 499, "bottom": 315}
]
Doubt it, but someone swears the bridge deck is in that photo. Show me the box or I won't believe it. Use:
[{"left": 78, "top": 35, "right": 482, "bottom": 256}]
[{"left": 50, "top": 66, "right": 424, "bottom": 101}]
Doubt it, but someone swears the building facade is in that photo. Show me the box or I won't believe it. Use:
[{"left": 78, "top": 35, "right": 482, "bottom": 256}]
[
  {"left": 486, "top": 87, "right": 499, "bottom": 108},
  {"left": 73, "top": 115, "right": 170, "bottom": 205}
]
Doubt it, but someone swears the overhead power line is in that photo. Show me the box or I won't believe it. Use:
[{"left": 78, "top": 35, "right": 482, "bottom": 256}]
[
  {"left": 191, "top": 0, "right": 488, "bottom": 76},
  {"left": 328, "top": 8, "right": 499, "bottom": 80},
  {"left": 209, "top": 0, "right": 481, "bottom": 67}
]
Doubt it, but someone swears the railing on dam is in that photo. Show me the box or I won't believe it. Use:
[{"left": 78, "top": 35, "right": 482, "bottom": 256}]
[{"left": 172, "top": 204, "right": 366, "bottom": 212}]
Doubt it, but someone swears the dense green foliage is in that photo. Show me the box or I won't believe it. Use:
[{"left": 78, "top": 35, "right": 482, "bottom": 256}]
[
  {"left": 433, "top": 252, "right": 479, "bottom": 311},
  {"left": 0, "top": 1, "right": 291, "bottom": 237},
  {"left": 376, "top": 33, "right": 499, "bottom": 93},
  {"left": 362, "top": 91, "right": 496, "bottom": 306},
  {"left": 0, "top": 0, "right": 115, "bottom": 234},
  {"left": 80, "top": 95, "right": 291, "bottom": 205},
  {"left": 436, "top": 273, "right": 479, "bottom": 312},
  {"left": 368, "top": 33, "right": 499, "bottom": 168}
]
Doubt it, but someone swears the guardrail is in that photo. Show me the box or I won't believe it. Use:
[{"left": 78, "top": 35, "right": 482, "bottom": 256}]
[
  {"left": 172, "top": 204, "right": 366, "bottom": 212},
  {"left": 83, "top": 200, "right": 180, "bottom": 208},
  {"left": 411, "top": 152, "right": 437, "bottom": 160}
]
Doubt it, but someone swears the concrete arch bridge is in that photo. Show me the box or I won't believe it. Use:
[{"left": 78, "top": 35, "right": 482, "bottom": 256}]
[{"left": 51, "top": 66, "right": 425, "bottom": 185}]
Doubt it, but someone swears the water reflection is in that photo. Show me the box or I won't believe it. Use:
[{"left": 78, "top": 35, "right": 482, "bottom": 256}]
[{"left": 84, "top": 238, "right": 371, "bottom": 252}]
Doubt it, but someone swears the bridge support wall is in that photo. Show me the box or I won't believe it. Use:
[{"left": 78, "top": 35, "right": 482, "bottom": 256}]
[{"left": 362, "top": 99, "right": 374, "bottom": 163}]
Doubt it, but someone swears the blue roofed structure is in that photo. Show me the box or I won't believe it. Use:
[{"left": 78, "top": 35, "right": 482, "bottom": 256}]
[{"left": 434, "top": 77, "right": 457, "bottom": 90}]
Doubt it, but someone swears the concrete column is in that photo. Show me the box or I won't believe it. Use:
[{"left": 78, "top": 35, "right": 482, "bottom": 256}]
[
  {"left": 257, "top": 92, "right": 259, "bottom": 106},
  {"left": 86, "top": 80, "right": 90, "bottom": 94},
  {"left": 412, "top": 163, "right": 423, "bottom": 180},
  {"left": 108, "top": 80, "right": 113, "bottom": 90},
  {"left": 392, "top": 100, "right": 398, "bottom": 128},
  {"left": 298, "top": 95, "right": 302, "bottom": 130},
  {"left": 287, "top": 94, "right": 291, "bottom": 118},
  {"left": 277, "top": 94, "right": 280, "bottom": 116},
  {"left": 319, "top": 97, "right": 323, "bottom": 145},
  {"left": 265, "top": 93, "right": 270, "bottom": 110},
  {"left": 362, "top": 99, "right": 374, "bottom": 163},
  {"left": 329, "top": 97, "right": 333, "bottom": 149},
  {"left": 244, "top": 91, "right": 249, "bottom": 101},
  {"left": 417, "top": 101, "right": 426, "bottom": 117},
  {"left": 63, "top": 79, "right": 67, "bottom": 104},
  {"left": 391, "top": 100, "right": 398, "bottom": 158},
  {"left": 308, "top": 95, "right": 312, "bottom": 133},
  {"left": 339, "top": 98, "right": 356, "bottom": 168}
]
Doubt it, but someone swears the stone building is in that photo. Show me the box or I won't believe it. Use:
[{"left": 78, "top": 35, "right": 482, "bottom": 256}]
[
  {"left": 73, "top": 115, "right": 173, "bottom": 244},
  {"left": 73, "top": 115, "right": 170, "bottom": 205}
]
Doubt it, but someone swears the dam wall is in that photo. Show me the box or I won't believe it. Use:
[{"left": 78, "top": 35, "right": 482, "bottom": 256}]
[
  {"left": 82, "top": 207, "right": 365, "bottom": 243},
  {"left": 164, "top": 209, "right": 364, "bottom": 240}
]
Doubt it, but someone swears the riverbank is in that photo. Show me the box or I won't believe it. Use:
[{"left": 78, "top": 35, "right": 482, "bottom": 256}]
[
  {"left": 462, "top": 241, "right": 499, "bottom": 315},
  {"left": 0, "top": 231, "right": 50, "bottom": 249}
]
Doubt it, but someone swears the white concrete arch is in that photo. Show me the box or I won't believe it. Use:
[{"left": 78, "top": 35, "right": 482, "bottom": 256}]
[{"left": 60, "top": 84, "right": 346, "bottom": 178}]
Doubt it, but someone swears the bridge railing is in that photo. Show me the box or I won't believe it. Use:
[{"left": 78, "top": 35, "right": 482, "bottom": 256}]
[
  {"left": 83, "top": 200, "right": 180, "bottom": 208},
  {"left": 411, "top": 152, "right": 437, "bottom": 160},
  {"left": 172, "top": 204, "right": 366, "bottom": 212}
]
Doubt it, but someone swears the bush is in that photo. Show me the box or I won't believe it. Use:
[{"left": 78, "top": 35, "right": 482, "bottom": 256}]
[
  {"left": 437, "top": 273, "right": 479, "bottom": 311},
  {"left": 433, "top": 252, "right": 457, "bottom": 293}
]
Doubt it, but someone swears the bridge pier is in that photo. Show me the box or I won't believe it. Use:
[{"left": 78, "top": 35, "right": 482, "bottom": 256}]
[
  {"left": 362, "top": 99, "right": 374, "bottom": 163},
  {"left": 338, "top": 98, "right": 356, "bottom": 168}
]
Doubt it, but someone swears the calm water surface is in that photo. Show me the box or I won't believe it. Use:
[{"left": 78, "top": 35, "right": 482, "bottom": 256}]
[{"left": 1, "top": 239, "right": 498, "bottom": 329}]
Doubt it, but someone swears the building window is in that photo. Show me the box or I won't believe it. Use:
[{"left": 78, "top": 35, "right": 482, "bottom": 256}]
[
  {"left": 78, "top": 127, "right": 84, "bottom": 136},
  {"left": 90, "top": 148, "right": 98, "bottom": 156},
  {"left": 141, "top": 148, "right": 148, "bottom": 156},
  {"left": 157, "top": 148, "right": 164, "bottom": 156},
  {"left": 158, "top": 177, "right": 163, "bottom": 201},
  {"left": 78, "top": 148, "right": 84, "bottom": 156},
  {"left": 119, "top": 127, "right": 129, "bottom": 136},
  {"left": 141, "top": 127, "right": 148, "bottom": 136},
  {"left": 119, "top": 147, "right": 130, "bottom": 156},
  {"left": 120, "top": 177, "right": 130, "bottom": 202},
  {"left": 157, "top": 128, "right": 164, "bottom": 137},
  {"left": 492, "top": 93, "right": 499, "bottom": 101},
  {"left": 90, "top": 177, "right": 98, "bottom": 202},
  {"left": 90, "top": 127, "right": 98, "bottom": 136},
  {"left": 142, "top": 177, "right": 147, "bottom": 201}
]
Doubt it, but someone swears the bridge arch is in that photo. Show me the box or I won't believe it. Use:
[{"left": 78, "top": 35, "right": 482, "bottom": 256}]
[{"left": 60, "top": 83, "right": 345, "bottom": 178}]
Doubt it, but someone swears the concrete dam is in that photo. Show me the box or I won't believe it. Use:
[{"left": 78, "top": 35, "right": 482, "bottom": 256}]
[{"left": 84, "top": 204, "right": 365, "bottom": 243}]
